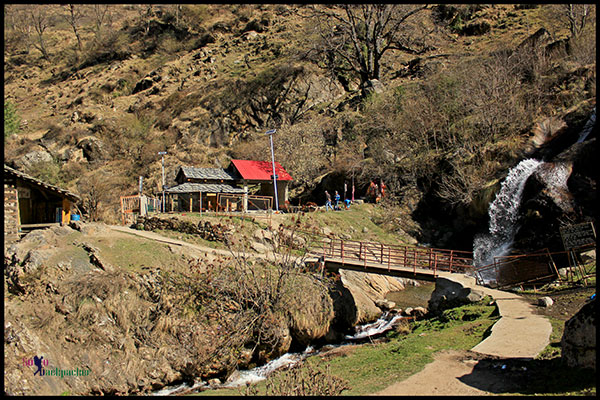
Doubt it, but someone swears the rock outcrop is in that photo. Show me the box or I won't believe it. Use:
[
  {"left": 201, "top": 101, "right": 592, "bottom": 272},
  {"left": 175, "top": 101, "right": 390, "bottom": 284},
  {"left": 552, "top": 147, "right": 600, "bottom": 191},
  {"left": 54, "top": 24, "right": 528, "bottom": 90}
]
[
  {"left": 561, "top": 298, "right": 596, "bottom": 371},
  {"left": 338, "top": 270, "right": 417, "bottom": 325},
  {"left": 428, "top": 276, "right": 486, "bottom": 315}
]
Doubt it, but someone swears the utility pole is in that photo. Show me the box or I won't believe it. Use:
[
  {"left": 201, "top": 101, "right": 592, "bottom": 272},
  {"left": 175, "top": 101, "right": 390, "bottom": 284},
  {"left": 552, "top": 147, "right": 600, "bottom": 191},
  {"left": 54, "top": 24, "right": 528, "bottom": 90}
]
[
  {"left": 158, "top": 151, "right": 167, "bottom": 212},
  {"left": 265, "top": 129, "right": 279, "bottom": 212}
]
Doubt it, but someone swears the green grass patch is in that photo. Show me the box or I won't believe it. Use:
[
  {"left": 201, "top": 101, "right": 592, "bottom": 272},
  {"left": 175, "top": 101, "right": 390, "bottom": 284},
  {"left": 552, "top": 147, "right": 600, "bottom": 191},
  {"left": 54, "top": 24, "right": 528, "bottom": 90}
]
[{"left": 91, "top": 235, "right": 186, "bottom": 273}]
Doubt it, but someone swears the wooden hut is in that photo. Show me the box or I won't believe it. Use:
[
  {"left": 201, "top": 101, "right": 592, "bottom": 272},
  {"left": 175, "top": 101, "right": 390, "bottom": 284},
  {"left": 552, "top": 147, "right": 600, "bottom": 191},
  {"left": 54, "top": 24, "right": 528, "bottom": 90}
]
[
  {"left": 4, "top": 164, "right": 81, "bottom": 243},
  {"left": 165, "top": 166, "right": 245, "bottom": 212}
]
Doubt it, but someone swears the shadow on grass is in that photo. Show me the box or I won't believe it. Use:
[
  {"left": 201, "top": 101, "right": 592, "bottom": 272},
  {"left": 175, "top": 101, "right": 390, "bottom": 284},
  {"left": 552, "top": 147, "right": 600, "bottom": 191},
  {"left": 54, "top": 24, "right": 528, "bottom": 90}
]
[{"left": 458, "top": 355, "right": 596, "bottom": 395}]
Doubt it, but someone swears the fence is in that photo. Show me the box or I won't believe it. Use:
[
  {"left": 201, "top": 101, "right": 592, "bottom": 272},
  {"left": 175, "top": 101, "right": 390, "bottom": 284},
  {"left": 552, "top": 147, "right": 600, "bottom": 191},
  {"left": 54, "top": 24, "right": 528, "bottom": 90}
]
[
  {"left": 474, "top": 249, "right": 560, "bottom": 289},
  {"left": 471, "top": 245, "right": 599, "bottom": 289},
  {"left": 216, "top": 193, "right": 273, "bottom": 226},
  {"left": 120, "top": 195, "right": 161, "bottom": 225}
]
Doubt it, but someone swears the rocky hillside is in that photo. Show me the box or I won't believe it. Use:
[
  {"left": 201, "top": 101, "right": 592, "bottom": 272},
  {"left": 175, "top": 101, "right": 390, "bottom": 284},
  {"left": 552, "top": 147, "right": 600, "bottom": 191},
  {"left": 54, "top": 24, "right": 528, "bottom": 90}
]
[{"left": 4, "top": 4, "right": 596, "bottom": 249}]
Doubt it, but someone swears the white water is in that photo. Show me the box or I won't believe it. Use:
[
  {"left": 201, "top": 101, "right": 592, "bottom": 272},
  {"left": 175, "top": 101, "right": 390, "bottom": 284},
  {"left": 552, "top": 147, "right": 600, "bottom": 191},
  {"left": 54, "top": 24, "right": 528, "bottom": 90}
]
[
  {"left": 151, "top": 312, "right": 403, "bottom": 395},
  {"left": 473, "top": 159, "right": 542, "bottom": 276},
  {"left": 344, "top": 312, "right": 404, "bottom": 340},
  {"left": 221, "top": 346, "right": 316, "bottom": 389}
]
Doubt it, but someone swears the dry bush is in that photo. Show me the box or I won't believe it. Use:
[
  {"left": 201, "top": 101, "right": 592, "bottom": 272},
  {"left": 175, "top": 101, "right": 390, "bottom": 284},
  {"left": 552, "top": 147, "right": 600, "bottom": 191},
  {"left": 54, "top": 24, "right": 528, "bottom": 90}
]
[{"left": 243, "top": 362, "right": 349, "bottom": 396}]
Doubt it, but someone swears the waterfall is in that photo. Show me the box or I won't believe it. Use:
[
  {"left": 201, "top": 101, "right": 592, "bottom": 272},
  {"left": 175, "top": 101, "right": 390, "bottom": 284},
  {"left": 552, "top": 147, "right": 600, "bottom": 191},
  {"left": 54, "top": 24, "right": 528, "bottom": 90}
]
[{"left": 473, "top": 159, "right": 542, "bottom": 275}]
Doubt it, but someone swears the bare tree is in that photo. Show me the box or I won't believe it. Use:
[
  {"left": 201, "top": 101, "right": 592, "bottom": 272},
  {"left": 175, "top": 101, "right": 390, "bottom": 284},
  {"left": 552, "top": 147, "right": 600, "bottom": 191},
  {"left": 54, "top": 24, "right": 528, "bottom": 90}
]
[
  {"left": 136, "top": 4, "right": 155, "bottom": 36},
  {"left": 307, "top": 4, "right": 430, "bottom": 91},
  {"left": 29, "top": 7, "right": 50, "bottom": 60},
  {"left": 90, "top": 4, "right": 112, "bottom": 37},
  {"left": 62, "top": 4, "right": 83, "bottom": 52},
  {"left": 563, "top": 4, "right": 593, "bottom": 39}
]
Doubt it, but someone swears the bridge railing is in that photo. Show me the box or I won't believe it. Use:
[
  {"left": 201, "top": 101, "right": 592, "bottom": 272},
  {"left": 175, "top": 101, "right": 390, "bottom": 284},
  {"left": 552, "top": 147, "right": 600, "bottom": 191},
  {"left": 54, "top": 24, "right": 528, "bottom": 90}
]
[{"left": 319, "top": 238, "right": 473, "bottom": 275}]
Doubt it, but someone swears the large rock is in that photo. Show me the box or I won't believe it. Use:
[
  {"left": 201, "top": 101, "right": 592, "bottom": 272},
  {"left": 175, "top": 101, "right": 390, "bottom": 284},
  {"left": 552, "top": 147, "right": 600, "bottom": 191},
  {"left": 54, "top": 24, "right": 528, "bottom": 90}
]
[
  {"left": 561, "top": 298, "right": 596, "bottom": 370},
  {"left": 76, "top": 136, "right": 108, "bottom": 162},
  {"left": 428, "top": 276, "right": 486, "bottom": 314},
  {"left": 338, "top": 270, "right": 412, "bottom": 325},
  {"left": 14, "top": 150, "right": 54, "bottom": 170}
]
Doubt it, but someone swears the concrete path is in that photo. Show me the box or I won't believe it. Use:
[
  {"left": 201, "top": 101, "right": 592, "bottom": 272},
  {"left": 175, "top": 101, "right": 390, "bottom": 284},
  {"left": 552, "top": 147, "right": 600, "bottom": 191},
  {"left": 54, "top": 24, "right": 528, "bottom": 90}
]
[{"left": 437, "top": 271, "right": 552, "bottom": 359}]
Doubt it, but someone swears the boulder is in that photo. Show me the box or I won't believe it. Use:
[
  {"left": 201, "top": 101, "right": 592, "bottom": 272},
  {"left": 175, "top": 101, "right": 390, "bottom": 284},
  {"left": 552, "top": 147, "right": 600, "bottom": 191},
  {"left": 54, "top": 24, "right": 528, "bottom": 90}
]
[
  {"left": 14, "top": 150, "right": 54, "bottom": 170},
  {"left": 561, "top": 298, "right": 596, "bottom": 370},
  {"left": 538, "top": 296, "right": 554, "bottom": 307},
  {"left": 77, "top": 136, "right": 107, "bottom": 162},
  {"left": 338, "top": 270, "right": 413, "bottom": 325},
  {"left": 428, "top": 277, "right": 486, "bottom": 314},
  {"left": 375, "top": 299, "right": 396, "bottom": 311}
]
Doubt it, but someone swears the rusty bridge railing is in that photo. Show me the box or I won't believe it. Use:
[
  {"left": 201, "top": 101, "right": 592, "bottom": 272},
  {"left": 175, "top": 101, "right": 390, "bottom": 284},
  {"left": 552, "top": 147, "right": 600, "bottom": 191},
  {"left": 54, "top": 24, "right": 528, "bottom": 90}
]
[{"left": 319, "top": 238, "right": 474, "bottom": 276}]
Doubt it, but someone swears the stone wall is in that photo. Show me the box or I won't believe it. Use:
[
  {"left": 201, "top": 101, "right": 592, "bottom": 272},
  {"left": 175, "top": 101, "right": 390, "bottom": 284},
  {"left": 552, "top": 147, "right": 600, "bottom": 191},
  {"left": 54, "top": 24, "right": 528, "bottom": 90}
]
[
  {"left": 4, "top": 176, "right": 19, "bottom": 244},
  {"left": 134, "top": 216, "right": 231, "bottom": 242}
]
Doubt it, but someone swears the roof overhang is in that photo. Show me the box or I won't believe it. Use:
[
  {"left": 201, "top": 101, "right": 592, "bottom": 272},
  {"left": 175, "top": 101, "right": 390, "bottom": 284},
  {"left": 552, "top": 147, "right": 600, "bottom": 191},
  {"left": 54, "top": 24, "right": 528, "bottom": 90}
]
[{"left": 4, "top": 164, "right": 81, "bottom": 203}]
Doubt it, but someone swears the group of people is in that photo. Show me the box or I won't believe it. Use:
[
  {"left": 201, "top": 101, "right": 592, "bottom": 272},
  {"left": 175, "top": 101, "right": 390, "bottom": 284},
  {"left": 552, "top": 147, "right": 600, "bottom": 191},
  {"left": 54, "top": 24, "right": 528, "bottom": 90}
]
[
  {"left": 367, "top": 179, "right": 386, "bottom": 203},
  {"left": 324, "top": 190, "right": 351, "bottom": 211}
]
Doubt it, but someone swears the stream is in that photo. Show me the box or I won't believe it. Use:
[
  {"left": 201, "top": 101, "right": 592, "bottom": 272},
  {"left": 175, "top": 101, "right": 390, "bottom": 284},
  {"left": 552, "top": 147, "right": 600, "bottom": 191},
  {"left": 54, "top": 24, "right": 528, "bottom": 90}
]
[{"left": 152, "top": 282, "right": 433, "bottom": 396}]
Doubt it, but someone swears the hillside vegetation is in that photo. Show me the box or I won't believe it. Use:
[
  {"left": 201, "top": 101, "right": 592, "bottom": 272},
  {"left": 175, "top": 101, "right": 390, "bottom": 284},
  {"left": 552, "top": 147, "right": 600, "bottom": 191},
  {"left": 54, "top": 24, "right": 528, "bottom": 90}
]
[{"left": 4, "top": 5, "right": 596, "bottom": 235}]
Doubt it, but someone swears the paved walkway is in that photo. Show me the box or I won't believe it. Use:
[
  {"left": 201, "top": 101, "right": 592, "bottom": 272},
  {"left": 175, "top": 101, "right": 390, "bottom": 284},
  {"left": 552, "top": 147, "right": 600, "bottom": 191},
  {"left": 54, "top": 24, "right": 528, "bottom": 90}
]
[{"left": 437, "top": 271, "right": 552, "bottom": 359}]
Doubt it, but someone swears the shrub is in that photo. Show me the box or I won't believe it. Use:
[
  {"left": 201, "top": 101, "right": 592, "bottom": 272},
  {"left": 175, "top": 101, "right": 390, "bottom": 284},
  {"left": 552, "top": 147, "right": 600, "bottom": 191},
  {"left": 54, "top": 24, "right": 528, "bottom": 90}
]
[{"left": 4, "top": 100, "right": 21, "bottom": 138}]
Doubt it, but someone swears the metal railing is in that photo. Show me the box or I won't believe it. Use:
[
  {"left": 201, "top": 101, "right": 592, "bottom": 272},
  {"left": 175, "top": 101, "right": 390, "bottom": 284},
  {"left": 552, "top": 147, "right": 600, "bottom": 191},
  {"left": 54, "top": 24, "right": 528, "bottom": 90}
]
[{"left": 474, "top": 245, "right": 595, "bottom": 289}]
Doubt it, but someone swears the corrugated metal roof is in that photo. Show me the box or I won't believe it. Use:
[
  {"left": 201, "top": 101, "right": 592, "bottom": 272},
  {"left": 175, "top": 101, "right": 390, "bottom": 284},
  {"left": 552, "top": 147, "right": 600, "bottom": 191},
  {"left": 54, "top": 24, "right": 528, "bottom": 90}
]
[
  {"left": 230, "top": 159, "right": 293, "bottom": 181},
  {"left": 178, "top": 166, "right": 239, "bottom": 181},
  {"left": 165, "top": 182, "right": 245, "bottom": 194},
  {"left": 4, "top": 164, "right": 81, "bottom": 202}
]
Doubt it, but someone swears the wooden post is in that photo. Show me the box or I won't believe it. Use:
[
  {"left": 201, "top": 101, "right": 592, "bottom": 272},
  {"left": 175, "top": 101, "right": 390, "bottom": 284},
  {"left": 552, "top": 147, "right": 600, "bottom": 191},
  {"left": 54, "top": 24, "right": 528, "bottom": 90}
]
[
  {"left": 200, "top": 193, "right": 203, "bottom": 216},
  {"left": 190, "top": 196, "right": 193, "bottom": 212},
  {"left": 61, "top": 198, "right": 70, "bottom": 224}
]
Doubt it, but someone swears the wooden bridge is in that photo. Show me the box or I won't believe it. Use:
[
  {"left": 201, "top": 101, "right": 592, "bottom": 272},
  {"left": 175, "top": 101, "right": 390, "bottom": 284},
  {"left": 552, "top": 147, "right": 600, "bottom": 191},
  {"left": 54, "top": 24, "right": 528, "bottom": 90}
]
[
  {"left": 315, "top": 238, "right": 474, "bottom": 281},
  {"left": 313, "top": 237, "right": 591, "bottom": 288}
]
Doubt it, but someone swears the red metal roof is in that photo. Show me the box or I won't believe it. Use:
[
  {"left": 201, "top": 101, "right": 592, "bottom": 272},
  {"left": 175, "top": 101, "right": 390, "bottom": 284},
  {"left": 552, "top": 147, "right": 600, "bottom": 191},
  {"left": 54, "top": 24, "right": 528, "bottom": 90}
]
[{"left": 230, "top": 159, "right": 293, "bottom": 181}]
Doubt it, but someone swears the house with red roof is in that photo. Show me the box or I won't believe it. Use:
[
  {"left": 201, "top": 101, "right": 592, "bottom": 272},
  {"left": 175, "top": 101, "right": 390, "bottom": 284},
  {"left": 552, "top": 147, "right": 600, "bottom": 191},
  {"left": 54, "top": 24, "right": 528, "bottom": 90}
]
[
  {"left": 164, "top": 159, "right": 292, "bottom": 212},
  {"left": 228, "top": 159, "right": 292, "bottom": 210}
]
